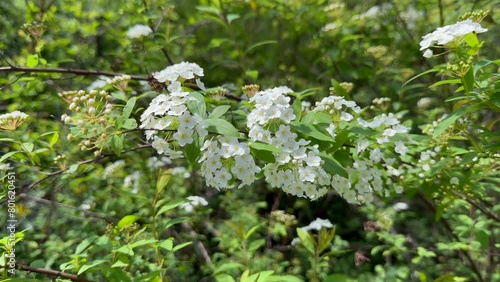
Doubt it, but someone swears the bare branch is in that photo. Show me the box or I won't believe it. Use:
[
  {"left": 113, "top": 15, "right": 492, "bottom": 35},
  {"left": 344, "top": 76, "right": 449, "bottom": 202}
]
[
  {"left": 0, "top": 66, "right": 148, "bottom": 81},
  {"left": 16, "top": 264, "right": 89, "bottom": 282}
]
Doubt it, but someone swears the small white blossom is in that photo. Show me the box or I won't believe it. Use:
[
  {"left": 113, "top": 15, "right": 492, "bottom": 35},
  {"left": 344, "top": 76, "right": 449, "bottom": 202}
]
[
  {"left": 126, "top": 24, "right": 153, "bottom": 39},
  {"left": 179, "top": 196, "right": 209, "bottom": 213}
]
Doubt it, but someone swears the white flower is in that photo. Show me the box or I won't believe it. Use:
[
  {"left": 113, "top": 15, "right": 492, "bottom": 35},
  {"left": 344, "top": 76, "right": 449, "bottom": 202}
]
[
  {"left": 0, "top": 110, "right": 29, "bottom": 131},
  {"left": 450, "top": 177, "right": 459, "bottom": 185},
  {"left": 301, "top": 218, "right": 333, "bottom": 232},
  {"left": 153, "top": 62, "right": 204, "bottom": 83},
  {"left": 102, "top": 160, "right": 125, "bottom": 178},
  {"left": 394, "top": 141, "right": 408, "bottom": 156},
  {"left": 179, "top": 196, "right": 209, "bottom": 213},
  {"left": 423, "top": 49, "right": 433, "bottom": 58},
  {"left": 393, "top": 202, "right": 409, "bottom": 211},
  {"left": 420, "top": 19, "right": 487, "bottom": 56},
  {"left": 126, "top": 24, "right": 153, "bottom": 39}
]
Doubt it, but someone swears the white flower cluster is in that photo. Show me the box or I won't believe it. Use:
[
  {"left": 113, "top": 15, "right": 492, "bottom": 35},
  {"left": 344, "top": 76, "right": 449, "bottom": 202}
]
[
  {"left": 247, "top": 87, "right": 332, "bottom": 199},
  {"left": 0, "top": 110, "right": 29, "bottom": 131},
  {"left": 420, "top": 19, "right": 487, "bottom": 58},
  {"left": 313, "top": 96, "right": 409, "bottom": 204},
  {"left": 147, "top": 156, "right": 172, "bottom": 170},
  {"left": 126, "top": 24, "right": 153, "bottom": 39},
  {"left": 417, "top": 146, "right": 442, "bottom": 177},
  {"left": 179, "top": 196, "right": 209, "bottom": 213},
  {"left": 291, "top": 218, "right": 333, "bottom": 246},
  {"left": 199, "top": 136, "right": 260, "bottom": 189},
  {"left": 140, "top": 62, "right": 208, "bottom": 157},
  {"left": 153, "top": 62, "right": 203, "bottom": 86}
]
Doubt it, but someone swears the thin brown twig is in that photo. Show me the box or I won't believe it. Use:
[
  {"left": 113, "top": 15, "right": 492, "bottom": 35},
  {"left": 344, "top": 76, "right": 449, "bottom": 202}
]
[
  {"left": 0, "top": 66, "right": 148, "bottom": 81},
  {"left": 16, "top": 263, "right": 88, "bottom": 282}
]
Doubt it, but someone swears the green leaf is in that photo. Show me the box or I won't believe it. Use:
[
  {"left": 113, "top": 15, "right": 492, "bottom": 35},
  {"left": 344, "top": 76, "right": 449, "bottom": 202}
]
[
  {"left": 245, "top": 223, "right": 264, "bottom": 240},
  {"left": 117, "top": 215, "right": 140, "bottom": 230},
  {"left": 172, "top": 241, "right": 192, "bottom": 252},
  {"left": 187, "top": 92, "right": 207, "bottom": 118},
  {"left": 214, "top": 262, "right": 246, "bottom": 275},
  {"left": 111, "top": 258, "right": 129, "bottom": 268},
  {"left": 292, "top": 97, "right": 302, "bottom": 121},
  {"left": 248, "top": 238, "right": 265, "bottom": 252},
  {"left": 75, "top": 236, "right": 96, "bottom": 255},
  {"left": 77, "top": 259, "right": 107, "bottom": 275},
  {"left": 49, "top": 132, "right": 59, "bottom": 147},
  {"left": 245, "top": 40, "right": 278, "bottom": 54},
  {"left": 301, "top": 111, "right": 332, "bottom": 124},
  {"left": 122, "top": 97, "right": 137, "bottom": 119},
  {"left": 0, "top": 151, "right": 20, "bottom": 163},
  {"left": 290, "top": 122, "right": 335, "bottom": 142},
  {"left": 432, "top": 107, "right": 469, "bottom": 138},
  {"left": 296, "top": 228, "right": 316, "bottom": 255},
  {"left": 240, "top": 269, "right": 250, "bottom": 282},
  {"left": 157, "top": 238, "right": 174, "bottom": 251},
  {"left": 21, "top": 142, "right": 34, "bottom": 153},
  {"left": 206, "top": 118, "right": 240, "bottom": 137},
  {"left": 318, "top": 226, "right": 336, "bottom": 253},
  {"left": 121, "top": 118, "right": 137, "bottom": 130},
  {"left": 215, "top": 274, "right": 237, "bottom": 282},
  {"left": 27, "top": 54, "right": 39, "bottom": 68},
  {"left": 115, "top": 244, "right": 134, "bottom": 256},
  {"left": 110, "top": 135, "right": 124, "bottom": 156},
  {"left": 318, "top": 152, "right": 348, "bottom": 178},
  {"left": 156, "top": 199, "right": 186, "bottom": 216},
  {"left": 156, "top": 168, "right": 172, "bottom": 194},
  {"left": 429, "top": 79, "right": 461, "bottom": 88},
  {"left": 248, "top": 142, "right": 281, "bottom": 153},
  {"left": 245, "top": 70, "right": 259, "bottom": 81},
  {"left": 185, "top": 139, "right": 201, "bottom": 165},
  {"left": 130, "top": 239, "right": 157, "bottom": 249},
  {"left": 209, "top": 105, "right": 231, "bottom": 119},
  {"left": 226, "top": 13, "right": 240, "bottom": 24}
]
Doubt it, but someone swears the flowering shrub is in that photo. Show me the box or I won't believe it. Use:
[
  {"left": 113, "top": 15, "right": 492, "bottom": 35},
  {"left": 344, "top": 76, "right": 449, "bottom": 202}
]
[{"left": 0, "top": 1, "right": 498, "bottom": 282}]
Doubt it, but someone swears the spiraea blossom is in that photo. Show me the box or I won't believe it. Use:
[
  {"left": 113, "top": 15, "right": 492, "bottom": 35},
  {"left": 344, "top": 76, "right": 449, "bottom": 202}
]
[
  {"left": 419, "top": 19, "right": 487, "bottom": 57},
  {"left": 0, "top": 110, "right": 29, "bottom": 131},
  {"left": 126, "top": 24, "right": 153, "bottom": 39},
  {"left": 179, "top": 196, "right": 209, "bottom": 213},
  {"left": 153, "top": 61, "right": 204, "bottom": 91},
  {"left": 140, "top": 62, "right": 208, "bottom": 157},
  {"left": 199, "top": 136, "right": 261, "bottom": 189},
  {"left": 312, "top": 96, "right": 409, "bottom": 204},
  {"left": 246, "top": 87, "right": 330, "bottom": 199}
]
